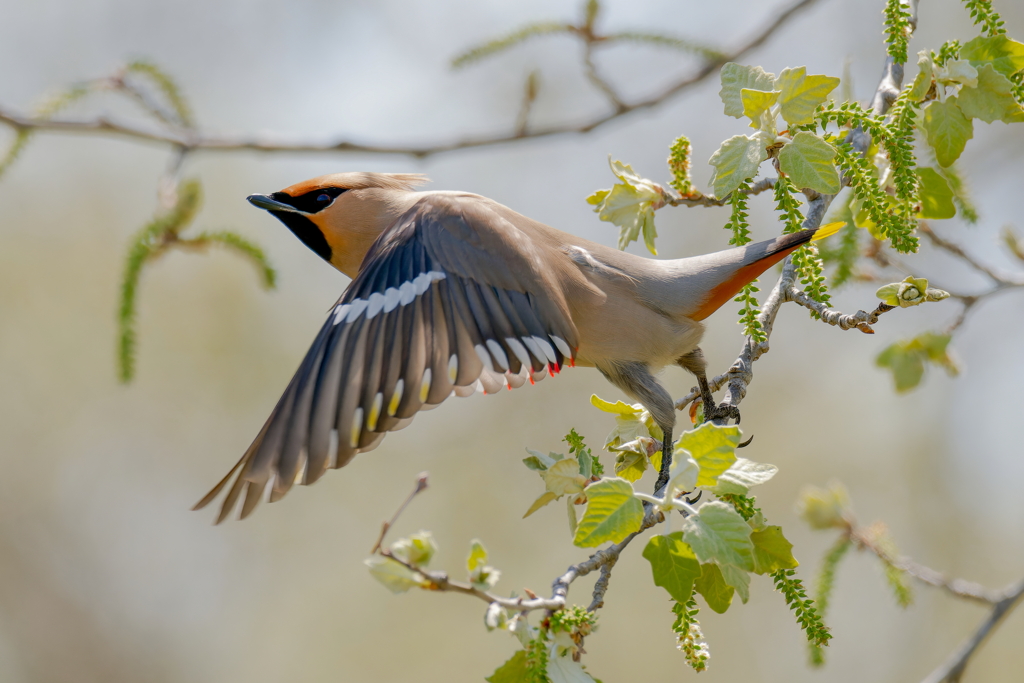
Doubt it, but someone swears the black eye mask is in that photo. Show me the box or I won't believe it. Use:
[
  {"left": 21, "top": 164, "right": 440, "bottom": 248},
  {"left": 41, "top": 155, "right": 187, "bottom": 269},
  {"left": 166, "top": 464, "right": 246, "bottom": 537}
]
[{"left": 270, "top": 186, "right": 347, "bottom": 214}]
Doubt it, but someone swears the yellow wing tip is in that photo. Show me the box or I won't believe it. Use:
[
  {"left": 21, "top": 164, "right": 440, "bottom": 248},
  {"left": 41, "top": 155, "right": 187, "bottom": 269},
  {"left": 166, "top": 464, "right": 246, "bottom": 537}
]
[{"left": 811, "top": 221, "right": 846, "bottom": 242}]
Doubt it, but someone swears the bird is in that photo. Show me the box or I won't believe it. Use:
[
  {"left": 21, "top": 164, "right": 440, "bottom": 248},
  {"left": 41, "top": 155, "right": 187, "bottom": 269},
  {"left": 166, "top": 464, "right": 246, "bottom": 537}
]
[{"left": 195, "top": 172, "right": 837, "bottom": 522}]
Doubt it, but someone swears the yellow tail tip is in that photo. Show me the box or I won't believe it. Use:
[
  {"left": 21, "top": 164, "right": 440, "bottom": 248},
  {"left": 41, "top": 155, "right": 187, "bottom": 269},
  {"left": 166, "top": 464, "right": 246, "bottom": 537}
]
[{"left": 811, "top": 221, "right": 846, "bottom": 242}]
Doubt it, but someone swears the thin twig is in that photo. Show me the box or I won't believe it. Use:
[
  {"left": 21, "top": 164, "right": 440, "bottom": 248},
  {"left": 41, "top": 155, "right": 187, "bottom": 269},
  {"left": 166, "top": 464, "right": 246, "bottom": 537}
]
[
  {"left": 788, "top": 290, "right": 895, "bottom": 333},
  {"left": 666, "top": 176, "right": 776, "bottom": 207},
  {"left": 844, "top": 516, "right": 1024, "bottom": 682},
  {"left": 370, "top": 472, "right": 429, "bottom": 554},
  {"left": 848, "top": 525, "right": 1001, "bottom": 606},
  {"left": 587, "top": 558, "right": 617, "bottom": 611},
  {"left": 379, "top": 509, "right": 662, "bottom": 615},
  {"left": 582, "top": 41, "right": 626, "bottom": 112},
  {"left": 113, "top": 76, "right": 189, "bottom": 131},
  {"left": 868, "top": 226, "right": 1024, "bottom": 333},
  {"left": 920, "top": 578, "right": 1024, "bottom": 683},
  {"left": 0, "top": 0, "right": 821, "bottom": 159},
  {"left": 919, "top": 223, "right": 1024, "bottom": 286}
]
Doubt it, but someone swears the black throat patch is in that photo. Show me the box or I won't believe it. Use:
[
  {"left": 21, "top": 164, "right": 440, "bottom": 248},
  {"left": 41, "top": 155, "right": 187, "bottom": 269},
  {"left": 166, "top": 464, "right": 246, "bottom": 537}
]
[
  {"left": 268, "top": 210, "right": 333, "bottom": 262},
  {"left": 266, "top": 188, "right": 346, "bottom": 262}
]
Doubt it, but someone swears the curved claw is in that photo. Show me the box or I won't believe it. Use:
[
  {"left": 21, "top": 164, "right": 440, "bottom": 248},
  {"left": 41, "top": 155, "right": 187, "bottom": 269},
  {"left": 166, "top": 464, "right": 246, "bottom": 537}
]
[
  {"left": 705, "top": 402, "right": 741, "bottom": 425},
  {"left": 738, "top": 435, "right": 754, "bottom": 448}
]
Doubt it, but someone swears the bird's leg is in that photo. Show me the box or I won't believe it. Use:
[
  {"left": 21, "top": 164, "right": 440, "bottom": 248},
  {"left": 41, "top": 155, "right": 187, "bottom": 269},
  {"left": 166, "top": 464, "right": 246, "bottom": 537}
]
[
  {"left": 678, "top": 348, "right": 741, "bottom": 425},
  {"left": 695, "top": 368, "right": 741, "bottom": 423},
  {"left": 653, "top": 425, "right": 673, "bottom": 497}
]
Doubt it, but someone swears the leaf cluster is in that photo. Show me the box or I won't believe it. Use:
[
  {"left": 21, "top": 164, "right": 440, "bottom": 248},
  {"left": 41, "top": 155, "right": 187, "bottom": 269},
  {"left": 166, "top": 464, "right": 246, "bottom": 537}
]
[
  {"left": 876, "top": 331, "right": 959, "bottom": 392},
  {"left": 883, "top": 0, "right": 914, "bottom": 64}
]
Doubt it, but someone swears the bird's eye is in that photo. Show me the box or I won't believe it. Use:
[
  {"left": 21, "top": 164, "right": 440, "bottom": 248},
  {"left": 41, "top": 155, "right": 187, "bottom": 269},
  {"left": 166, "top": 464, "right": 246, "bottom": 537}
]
[{"left": 317, "top": 193, "right": 332, "bottom": 203}]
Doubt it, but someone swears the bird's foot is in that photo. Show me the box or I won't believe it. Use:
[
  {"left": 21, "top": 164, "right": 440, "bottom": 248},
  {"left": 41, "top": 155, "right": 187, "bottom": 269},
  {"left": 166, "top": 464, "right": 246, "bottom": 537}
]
[
  {"left": 690, "top": 392, "right": 741, "bottom": 425},
  {"left": 704, "top": 401, "right": 740, "bottom": 424}
]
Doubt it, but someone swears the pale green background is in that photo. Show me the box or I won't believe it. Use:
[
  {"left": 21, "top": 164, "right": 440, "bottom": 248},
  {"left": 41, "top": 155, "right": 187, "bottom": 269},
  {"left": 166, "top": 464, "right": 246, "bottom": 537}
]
[{"left": 1, "top": 0, "right": 1022, "bottom": 681}]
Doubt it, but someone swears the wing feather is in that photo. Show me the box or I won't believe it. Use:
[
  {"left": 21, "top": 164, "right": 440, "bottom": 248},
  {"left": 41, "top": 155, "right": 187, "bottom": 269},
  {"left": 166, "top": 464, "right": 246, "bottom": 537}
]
[{"left": 196, "top": 193, "right": 581, "bottom": 521}]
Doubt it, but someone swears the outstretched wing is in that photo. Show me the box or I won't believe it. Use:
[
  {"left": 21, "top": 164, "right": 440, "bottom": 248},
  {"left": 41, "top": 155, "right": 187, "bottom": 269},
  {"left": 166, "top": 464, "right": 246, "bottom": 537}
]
[{"left": 196, "top": 194, "right": 579, "bottom": 522}]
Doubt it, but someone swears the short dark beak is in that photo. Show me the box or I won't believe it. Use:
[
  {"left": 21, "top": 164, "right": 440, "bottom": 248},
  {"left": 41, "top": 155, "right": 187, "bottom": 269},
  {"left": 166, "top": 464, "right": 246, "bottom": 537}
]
[{"left": 247, "top": 194, "right": 298, "bottom": 213}]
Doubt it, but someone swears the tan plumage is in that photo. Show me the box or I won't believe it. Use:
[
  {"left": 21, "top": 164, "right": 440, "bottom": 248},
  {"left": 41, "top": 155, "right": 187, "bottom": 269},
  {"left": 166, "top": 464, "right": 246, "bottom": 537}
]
[{"left": 196, "top": 172, "right": 826, "bottom": 522}]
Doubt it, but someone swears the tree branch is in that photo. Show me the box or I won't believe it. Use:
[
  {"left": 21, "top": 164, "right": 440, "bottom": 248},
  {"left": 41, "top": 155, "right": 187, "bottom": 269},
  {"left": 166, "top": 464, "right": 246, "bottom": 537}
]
[
  {"left": 0, "top": 0, "right": 821, "bottom": 159},
  {"left": 919, "top": 578, "right": 1024, "bottom": 683},
  {"left": 675, "top": 0, "right": 918, "bottom": 417},
  {"left": 378, "top": 509, "right": 663, "bottom": 615},
  {"left": 847, "top": 524, "right": 1002, "bottom": 606},
  {"left": 919, "top": 223, "right": 1024, "bottom": 286},
  {"left": 821, "top": 510, "right": 1024, "bottom": 683}
]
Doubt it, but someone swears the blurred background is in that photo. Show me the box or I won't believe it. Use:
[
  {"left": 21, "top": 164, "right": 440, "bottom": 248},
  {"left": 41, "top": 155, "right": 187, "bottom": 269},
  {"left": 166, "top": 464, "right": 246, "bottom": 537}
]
[{"left": 1, "top": 0, "right": 1023, "bottom": 681}]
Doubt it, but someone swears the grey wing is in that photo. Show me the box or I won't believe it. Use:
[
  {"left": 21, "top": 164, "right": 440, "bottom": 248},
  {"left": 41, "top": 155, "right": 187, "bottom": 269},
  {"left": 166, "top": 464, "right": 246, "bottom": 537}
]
[{"left": 195, "top": 194, "right": 580, "bottom": 522}]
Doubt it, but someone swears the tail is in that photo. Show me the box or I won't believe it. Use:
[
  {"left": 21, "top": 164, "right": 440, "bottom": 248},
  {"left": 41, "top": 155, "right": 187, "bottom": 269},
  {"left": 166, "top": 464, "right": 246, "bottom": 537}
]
[{"left": 685, "top": 221, "right": 842, "bottom": 321}]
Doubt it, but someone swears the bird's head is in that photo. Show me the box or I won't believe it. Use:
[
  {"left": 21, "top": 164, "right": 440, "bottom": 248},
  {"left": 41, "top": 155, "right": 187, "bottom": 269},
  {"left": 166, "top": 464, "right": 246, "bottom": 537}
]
[{"left": 247, "top": 172, "right": 428, "bottom": 277}]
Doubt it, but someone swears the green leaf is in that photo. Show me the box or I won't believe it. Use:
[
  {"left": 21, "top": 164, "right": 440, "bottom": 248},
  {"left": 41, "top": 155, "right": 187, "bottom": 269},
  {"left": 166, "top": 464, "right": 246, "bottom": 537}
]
[
  {"left": 936, "top": 59, "right": 979, "bottom": 88},
  {"left": 956, "top": 63, "right": 1024, "bottom": 123},
  {"left": 467, "top": 539, "right": 488, "bottom": 573},
  {"left": 467, "top": 540, "right": 501, "bottom": 591},
  {"left": 642, "top": 532, "right": 702, "bottom": 603},
  {"left": 547, "top": 653, "right": 595, "bottom": 683},
  {"left": 916, "top": 167, "right": 956, "bottom": 219},
  {"left": 364, "top": 556, "right": 427, "bottom": 593},
  {"left": 667, "top": 456, "right": 700, "bottom": 496},
  {"left": 694, "top": 563, "right": 734, "bottom": 614},
  {"left": 876, "top": 332, "right": 958, "bottom": 393},
  {"left": 909, "top": 50, "right": 934, "bottom": 101},
  {"left": 708, "top": 132, "right": 770, "bottom": 198},
  {"left": 923, "top": 99, "right": 974, "bottom": 167},
  {"left": 960, "top": 35, "right": 1024, "bottom": 77},
  {"left": 523, "top": 447, "right": 560, "bottom": 471},
  {"left": 710, "top": 457, "right": 779, "bottom": 496},
  {"left": 917, "top": 331, "right": 958, "bottom": 372},
  {"left": 389, "top": 530, "right": 438, "bottom": 567},
  {"left": 719, "top": 62, "right": 776, "bottom": 118},
  {"left": 875, "top": 276, "right": 948, "bottom": 308},
  {"left": 573, "top": 478, "right": 643, "bottom": 548},
  {"left": 590, "top": 394, "right": 640, "bottom": 415},
  {"left": 682, "top": 501, "right": 754, "bottom": 571},
  {"left": 877, "top": 343, "right": 925, "bottom": 392},
  {"left": 750, "top": 526, "right": 799, "bottom": 574},
  {"left": 541, "top": 458, "right": 588, "bottom": 496},
  {"left": 776, "top": 67, "right": 840, "bottom": 126},
  {"left": 587, "top": 159, "right": 664, "bottom": 254},
  {"left": 576, "top": 447, "right": 593, "bottom": 479},
  {"left": 612, "top": 445, "right": 652, "bottom": 483},
  {"left": 522, "top": 455, "right": 548, "bottom": 471},
  {"left": 677, "top": 422, "right": 741, "bottom": 488},
  {"left": 741, "top": 88, "right": 780, "bottom": 123},
  {"left": 717, "top": 563, "right": 751, "bottom": 603},
  {"left": 593, "top": 394, "right": 662, "bottom": 455},
  {"left": 778, "top": 132, "right": 841, "bottom": 194},
  {"left": 486, "top": 650, "right": 529, "bottom": 683},
  {"left": 524, "top": 491, "right": 558, "bottom": 518}
]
